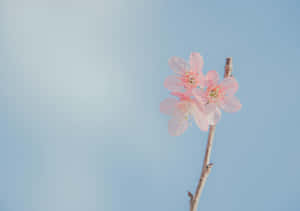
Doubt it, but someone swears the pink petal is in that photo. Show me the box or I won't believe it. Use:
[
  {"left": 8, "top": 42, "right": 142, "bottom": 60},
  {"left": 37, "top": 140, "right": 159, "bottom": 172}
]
[
  {"left": 171, "top": 91, "right": 192, "bottom": 102},
  {"left": 192, "top": 98, "right": 205, "bottom": 112},
  {"left": 190, "top": 103, "right": 209, "bottom": 131},
  {"left": 168, "top": 56, "right": 190, "bottom": 75},
  {"left": 170, "top": 91, "right": 185, "bottom": 99},
  {"left": 220, "top": 95, "right": 242, "bottom": 112},
  {"left": 164, "top": 75, "right": 183, "bottom": 92},
  {"left": 220, "top": 77, "right": 239, "bottom": 96},
  {"left": 168, "top": 116, "right": 188, "bottom": 136},
  {"left": 160, "top": 98, "right": 178, "bottom": 115},
  {"left": 205, "top": 70, "right": 219, "bottom": 87},
  {"left": 199, "top": 76, "right": 206, "bottom": 88},
  {"left": 207, "top": 108, "right": 221, "bottom": 125},
  {"left": 182, "top": 89, "right": 193, "bottom": 98},
  {"left": 192, "top": 88, "right": 208, "bottom": 104},
  {"left": 205, "top": 103, "right": 217, "bottom": 114},
  {"left": 189, "top": 52, "right": 204, "bottom": 74}
]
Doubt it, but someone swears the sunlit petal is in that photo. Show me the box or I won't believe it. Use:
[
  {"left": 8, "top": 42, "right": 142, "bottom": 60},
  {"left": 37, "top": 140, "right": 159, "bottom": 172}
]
[
  {"left": 168, "top": 56, "right": 190, "bottom": 75},
  {"left": 220, "top": 95, "right": 242, "bottom": 112},
  {"left": 160, "top": 98, "right": 178, "bottom": 115},
  {"left": 168, "top": 115, "right": 188, "bottom": 136},
  {"left": 205, "top": 70, "right": 219, "bottom": 87},
  {"left": 164, "top": 75, "right": 183, "bottom": 92},
  {"left": 220, "top": 77, "right": 238, "bottom": 96}
]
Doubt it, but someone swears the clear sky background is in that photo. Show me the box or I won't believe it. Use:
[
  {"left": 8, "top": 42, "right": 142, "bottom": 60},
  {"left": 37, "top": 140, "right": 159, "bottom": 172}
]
[{"left": 0, "top": 0, "right": 299, "bottom": 211}]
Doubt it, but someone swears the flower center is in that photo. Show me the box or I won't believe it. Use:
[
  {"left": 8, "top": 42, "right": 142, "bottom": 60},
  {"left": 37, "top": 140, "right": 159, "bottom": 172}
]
[
  {"left": 207, "top": 86, "right": 224, "bottom": 103},
  {"left": 184, "top": 114, "right": 189, "bottom": 120},
  {"left": 181, "top": 72, "right": 200, "bottom": 88},
  {"left": 209, "top": 88, "right": 219, "bottom": 98}
]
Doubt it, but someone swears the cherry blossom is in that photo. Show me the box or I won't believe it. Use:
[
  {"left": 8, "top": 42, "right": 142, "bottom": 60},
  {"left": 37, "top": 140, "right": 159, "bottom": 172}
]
[
  {"left": 161, "top": 52, "right": 242, "bottom": 135},
  {"left": 193, "top": 70, "right": 242, "bottom": 125},
  {"left": 164, "top": 52, "right": 205, "bottom": 92}
]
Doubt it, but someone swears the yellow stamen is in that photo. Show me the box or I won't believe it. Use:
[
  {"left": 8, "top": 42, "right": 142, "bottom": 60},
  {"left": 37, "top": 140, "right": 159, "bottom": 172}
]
[{"left": 209, "top": 90, "right": 218, "bottom": 98}]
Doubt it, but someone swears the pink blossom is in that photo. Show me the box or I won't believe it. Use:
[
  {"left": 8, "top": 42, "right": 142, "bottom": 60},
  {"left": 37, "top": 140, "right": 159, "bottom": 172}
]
[
  {"left": 164, "top": 53, "right": 205, "bottom": 92},
  {"left": 193, "top": 70, "right": 242, "bottom": 124},
  {"left": 160, "top": 91, "right": 209, "bottom": 136}
]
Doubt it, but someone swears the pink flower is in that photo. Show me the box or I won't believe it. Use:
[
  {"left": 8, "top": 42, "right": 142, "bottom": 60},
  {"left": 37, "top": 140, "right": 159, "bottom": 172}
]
[
  {"left": 164, "top": 52, "right": 205, "bottom": 92},
  {"left": 193, "top": 70, "right": 242, "bottom": 124},
  {"left": 160, "top": 91, "right": 209, "bottom": 136}
]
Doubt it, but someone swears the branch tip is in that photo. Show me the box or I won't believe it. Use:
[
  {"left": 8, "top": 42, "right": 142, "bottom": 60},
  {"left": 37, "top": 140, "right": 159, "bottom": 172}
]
[
  {"left": 224, "top": 57, "right": 233, "bottom": 78},
  {"left": 226, "top": 57, "right": 232, "bottom": 65}
]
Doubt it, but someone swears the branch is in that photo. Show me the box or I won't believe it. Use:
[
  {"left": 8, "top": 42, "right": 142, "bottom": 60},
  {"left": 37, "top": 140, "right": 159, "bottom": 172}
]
[
  {"left": 188, "top": 57, "right": 233, "bottom": 211},
  {"left": 224, "top": 57, "right": 233, "bottom": 78}
]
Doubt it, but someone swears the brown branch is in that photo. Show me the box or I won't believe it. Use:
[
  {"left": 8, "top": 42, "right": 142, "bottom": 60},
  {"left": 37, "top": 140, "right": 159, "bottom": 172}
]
[
  {"left": 188, "top": 57, "right": 233, "bottom": 211},
  {"left": 224, "top": 57, "right": 233, "bottom": 78}
]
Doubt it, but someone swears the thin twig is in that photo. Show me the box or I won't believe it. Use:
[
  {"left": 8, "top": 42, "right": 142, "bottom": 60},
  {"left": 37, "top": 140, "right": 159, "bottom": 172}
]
[
  {"left": 224, "top": 57, "right": 233, "bottom": 78},
  {"left": 188, "top": 57, "right": 233, "bottom": 211}
]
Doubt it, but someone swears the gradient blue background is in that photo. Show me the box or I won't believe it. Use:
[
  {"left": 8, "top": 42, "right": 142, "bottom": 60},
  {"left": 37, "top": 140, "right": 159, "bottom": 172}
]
[{"left": 0, "top": 0, "right": 299, "bottom": 210}]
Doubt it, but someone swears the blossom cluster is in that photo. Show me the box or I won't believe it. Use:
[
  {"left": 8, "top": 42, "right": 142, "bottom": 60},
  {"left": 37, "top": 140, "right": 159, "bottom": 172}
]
[{"left": 160, "top": 52, "right": 242, "bottom": 136}]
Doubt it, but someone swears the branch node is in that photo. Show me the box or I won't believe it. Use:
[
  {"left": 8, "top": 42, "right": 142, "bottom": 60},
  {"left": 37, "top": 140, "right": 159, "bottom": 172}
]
[
  {"left": 207, "top": 163, "right": 214, "bottom": 169},
  {"left": 188, "top": 191, "right": 193, "bottom": 201}
]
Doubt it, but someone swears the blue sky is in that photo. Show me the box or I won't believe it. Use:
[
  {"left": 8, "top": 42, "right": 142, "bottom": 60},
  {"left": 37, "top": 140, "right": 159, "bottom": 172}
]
[{"left": 0, "top": 0, "right": 299, "bottom": 210}]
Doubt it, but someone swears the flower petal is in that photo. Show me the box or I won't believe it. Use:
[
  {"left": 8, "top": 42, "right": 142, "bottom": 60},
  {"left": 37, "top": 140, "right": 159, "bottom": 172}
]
[
  {"left": 168, "top": 115, "right": 188, "bottom": 136},
  {"left": 164, "top": 75, "right": 183, "bottom": 92},
  {"left": 160, "top": 98, "right": 178, "bottom": 115},
  {"left": 207, "top": 108, "right": 221, "bottom": 125},
  {"left": 220, "top": 77, "right": 238, "bottom": 96},
  {"left": 220, "top": 95, "right": 242, "bottom": 112},
  {"left": 189, "top": 52, "right": 204, "bottom": 74},
  {"left": 205, "top": 70, "right": 219, "bottom": 87},
  {"left": 191, "top": 98, "right": 205, "bottom": 112},
  {"left": 205, "top": 103, "right": 217, "bottom": 114},
  {"left": 192, "top": 88, "right": 208, "bottom": 104},
  {"left": 190, "top": 103, "right": 209, "bottom": 131},
  {"left": 168, "top": 56, "right": 190, "bottom": 75},
  {"left": 170, "top": 91, "right": 185, "bottom": 99}
]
